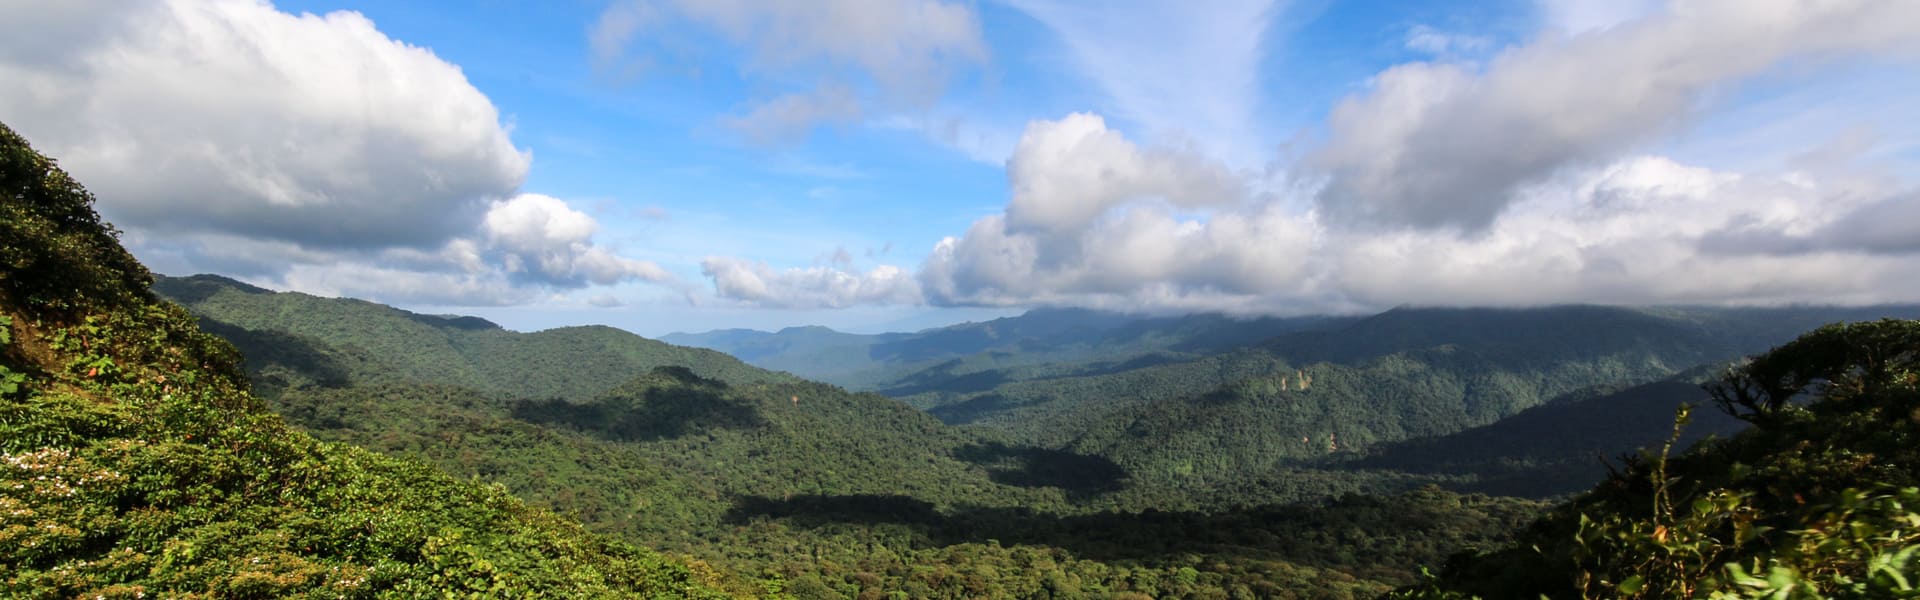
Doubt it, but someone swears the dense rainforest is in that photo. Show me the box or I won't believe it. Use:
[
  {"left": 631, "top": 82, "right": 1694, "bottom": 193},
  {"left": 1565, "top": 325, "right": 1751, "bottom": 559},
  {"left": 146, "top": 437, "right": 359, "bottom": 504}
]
[
  {"left": 157, "top": 273, "right": 1548, "bottom": 598},
  {"left": 1393, "top": 319, "right": 1920, "bottom": 598},
  {"left": 8, "top": 115, "right": 1920, "bottom": 598},
  {"left": 0, "top": 122, "right": 728, "bottom": 597}
]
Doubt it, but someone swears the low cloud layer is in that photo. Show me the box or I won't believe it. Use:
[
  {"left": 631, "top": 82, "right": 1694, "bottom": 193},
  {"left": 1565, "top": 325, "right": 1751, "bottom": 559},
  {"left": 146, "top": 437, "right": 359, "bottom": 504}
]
[
  {"left": 701, "top": 257, "right": 920, "bottom": 309},
  {"left": 899, "top": 110, "right": 1920, "bottom": 313},
  {"left": 0, "top": 0, "right": 665, "bottom": 306}
]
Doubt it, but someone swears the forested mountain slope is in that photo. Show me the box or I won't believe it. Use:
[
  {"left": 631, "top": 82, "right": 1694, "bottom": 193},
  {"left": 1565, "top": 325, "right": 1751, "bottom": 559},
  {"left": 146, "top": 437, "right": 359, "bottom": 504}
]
[
  {"left": 665, "top": 307, "right": 1347, "bottom": 390},
  {"left": 1055, "top": 305, "right": 1915, "bottom": 489},
  {"left": 1393, "top": 319, "right": 1920, "bottom": 598},
  {"left": 900, "top": 304, "right": 1915, "bottom": 451},
  {"left": 161, "top": 272, "right": 1549, "bottom": 596},
  {"left": 1348, "top": 376, "right": 1747, "bottom": 498},
  {"left": 0, "top": 122, "right": 729, "bottom": 597},
  {"left": 155, "top": 273, "right": 793, "bottom": 400}
]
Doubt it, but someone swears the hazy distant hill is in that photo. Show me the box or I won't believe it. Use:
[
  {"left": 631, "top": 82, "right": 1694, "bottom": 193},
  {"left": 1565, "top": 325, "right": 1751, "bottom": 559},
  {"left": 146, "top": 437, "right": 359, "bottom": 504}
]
[
  {"left": 902, "top": 304, "right": 1919, "bottom": 438},
  {"left": 664, "top": 307, "right": 1348, "bottom": 389}
]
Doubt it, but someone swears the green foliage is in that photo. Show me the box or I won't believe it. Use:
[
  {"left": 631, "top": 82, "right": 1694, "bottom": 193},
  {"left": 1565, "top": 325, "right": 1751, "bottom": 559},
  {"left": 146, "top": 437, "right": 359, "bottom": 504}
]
[
  {"left": 181, "top": 279, "right": 1555, "bottom": 597},
  {"left": 888, "top": 304, "right": 1914, "bottom": 494},
  {"left": 0, "top": 121, "right": 731, "bottom": 598},
  {"left": 1351, "top": 378, "right": 1748, "bottom": 498},
  {"left": 1, "top": 315, "right": 23, "bottom": 396},
  {"left": 154, "top": 274, "right": 793, "bottom": 401},
  {"left": 0, "top": 123, "right": 155, "bottom": 318},
  {"left": 1392, "top": 319, "right": 1920, "bottom": 599}
]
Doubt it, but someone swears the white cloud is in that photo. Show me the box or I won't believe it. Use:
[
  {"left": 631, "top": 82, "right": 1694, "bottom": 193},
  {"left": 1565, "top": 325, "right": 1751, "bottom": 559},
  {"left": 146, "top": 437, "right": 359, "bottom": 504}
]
[
  {"left": 723, "top": 83, "right": 863, "bottom": 145},
  {"left": 588, "top": 294, "right": 627, "bottom": 308},
  {"left": 1004, "top": 0, "right": 1277, "bottom": 163},
  {"left": 1404, "top": 24, "right": 1491, "bottom": 56},
  {"left": 0, "top": 0, "right": 528, "bottom": 249},
  {"left": 1310, "top": 0, "right": 1920, "bottom": 232},
  {"left": 483, "top": 194, "right": 672, "bottom": 287},
  {"left": 701, "top": 257, "right": 921, "bottom": 309},
  {"left": 594, "top": 0, "right": 986, "bottom": 139},
  {"left": 0, "top": 1, "right": 672, "bottom": 307},
  {"left": 873, "top": 112, "right": 1021, "bottom": 164},
  {"left": 1537, "top": 0, "right": 1660, "bottom": 34},
  {"left": 915, "top": 106, "right": 1920, "bottom": 314},
  {"left": 1328, "top": 156, "right": 1920, "bottom": 307},
  {"left": 278, "top": 262, "right": 540, "bottom": 307},
  {"left": 919, "top": 114, "right": 1318, "bottom": 312},
  {"left": 1005, "top": 113, "right": 1243, "bottom": 234}
]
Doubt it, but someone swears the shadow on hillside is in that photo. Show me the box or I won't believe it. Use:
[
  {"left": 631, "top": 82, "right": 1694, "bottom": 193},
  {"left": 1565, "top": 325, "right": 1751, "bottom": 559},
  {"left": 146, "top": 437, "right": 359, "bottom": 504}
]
[
  {"left": 153, "top": 274, "right": 272, "bottom": 305},
  {"left": 721, "top": 488, "right": 1527, "bottom": 574},
  {"left": 510, "top": 382, "right": 763, "bottom": 442},
  {"left": 196, "top": 317, "right": 353, "bottom": 395},
  {"left": 877, "top": 360, "right": 1012, "bottom": 396},
  {"left": 925, "top": 393, "right": 1047, "bottom": 425},
  {"left": 405, "top": 312, "right": 500, "bottom": 331},
  {"left": 952, "top": 442, "right": 1126, "bottom": 500},
  {"left": 1344, "top": 381, "right": 1746, "bottom": 498}
]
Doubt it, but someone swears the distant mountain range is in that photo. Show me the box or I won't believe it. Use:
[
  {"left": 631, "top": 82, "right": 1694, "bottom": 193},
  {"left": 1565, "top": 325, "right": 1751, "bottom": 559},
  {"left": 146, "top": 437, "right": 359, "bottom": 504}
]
[{"left": 663, "top": 308, "right": 1350, "bottom": 390}]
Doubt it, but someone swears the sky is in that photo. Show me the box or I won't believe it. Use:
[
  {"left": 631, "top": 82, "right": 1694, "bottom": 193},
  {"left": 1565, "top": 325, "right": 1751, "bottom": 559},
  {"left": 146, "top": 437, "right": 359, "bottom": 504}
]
[{"left": 3, "top": 0, "right": 1919, "bottom": 337}]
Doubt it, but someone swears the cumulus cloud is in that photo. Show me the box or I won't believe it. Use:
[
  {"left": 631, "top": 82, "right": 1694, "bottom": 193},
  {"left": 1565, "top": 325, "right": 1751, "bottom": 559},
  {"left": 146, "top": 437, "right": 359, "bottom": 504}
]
[
  {"left": 915, "top": 106, "right": 1920, "bottom": 314},
  {"left": 0, "top": 0, "right": 528, "bottom": 249},
  {"left": 0, "top": 0, "right": 670, "bottom": 306},
  {"left": 1310, "top": 0, "right": 1920, "bottom": 232},
  {"left": 919, "top": 114, "right": 1318, "bottom": 312},
  {"left": 1327, "top": 156, "right": 1920, "bottom": 307},
  {"left": 1004, "top": 114, "right": 1244, "bottom": 234},
  {"left": 594, "top": 0, "right": 985, "bottom": 139},
  {"left": 483, "top": 194, "right": 672, "bottom": 287},
  {"left": 701, "top": 257, "right": 921, "bottom": 309}
]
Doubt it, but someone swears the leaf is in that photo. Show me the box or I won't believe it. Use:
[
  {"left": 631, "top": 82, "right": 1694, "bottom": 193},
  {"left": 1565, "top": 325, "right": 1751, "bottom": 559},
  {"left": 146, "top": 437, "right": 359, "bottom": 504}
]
[{"left": 1618, "top": 575, "right": 1646, "bottom": 594}]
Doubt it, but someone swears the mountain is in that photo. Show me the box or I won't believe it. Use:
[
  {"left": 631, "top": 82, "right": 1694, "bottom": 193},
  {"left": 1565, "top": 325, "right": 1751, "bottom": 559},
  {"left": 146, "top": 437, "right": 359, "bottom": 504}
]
[
  {"left": 0, "top": 122, "right": 727, "bottom": 597},
  {"left": 156, "top": 272, "right": 1550, "bottom": 596},
  {"left": 165, "top": 288, "right": 1566, "bottom": 596},
  {"left": 155, "top": 273, "right": 793, "bottom": 400},
  {"left": 664, "top": 307, "right": 1348, "bottom": 389},
  {"left": 900, "top": 303, "right": 1917, "bottom": 443},
  {"left": 1347, "top": 375, "right": 1748, "bottom": 498},
  {"left": 1391, "top": 319, "right": 1920, "bottom": 597}
]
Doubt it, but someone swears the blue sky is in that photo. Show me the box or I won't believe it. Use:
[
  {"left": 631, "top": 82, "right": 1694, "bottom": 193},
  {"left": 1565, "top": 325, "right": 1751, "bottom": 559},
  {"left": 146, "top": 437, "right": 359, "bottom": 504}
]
[{"left": 3, "top": 0, "right": 1919, "bottom": 336}]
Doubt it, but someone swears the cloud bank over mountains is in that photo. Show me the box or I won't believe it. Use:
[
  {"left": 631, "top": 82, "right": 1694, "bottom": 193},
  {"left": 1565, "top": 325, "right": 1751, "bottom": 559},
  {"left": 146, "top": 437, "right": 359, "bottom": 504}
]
[
  {"left": 1310, "top": 0, "right": 1920, "bottom": 232},
  {"left": 713, "top": 0, "right": 1920, "bottom": 314},
  {"left": 2, "top": 0, "right": 1918, "bottom": 317}
]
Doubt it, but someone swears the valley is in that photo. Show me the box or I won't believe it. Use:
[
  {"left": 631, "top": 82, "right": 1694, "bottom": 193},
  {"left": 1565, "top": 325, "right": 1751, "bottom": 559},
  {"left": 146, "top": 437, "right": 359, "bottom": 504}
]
[
  {"left": 8, "top": 119, "right": 1920, "bottom": 598},
  {"left": 142, "top": 270, "right": 1918, "bottom": 596}
]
